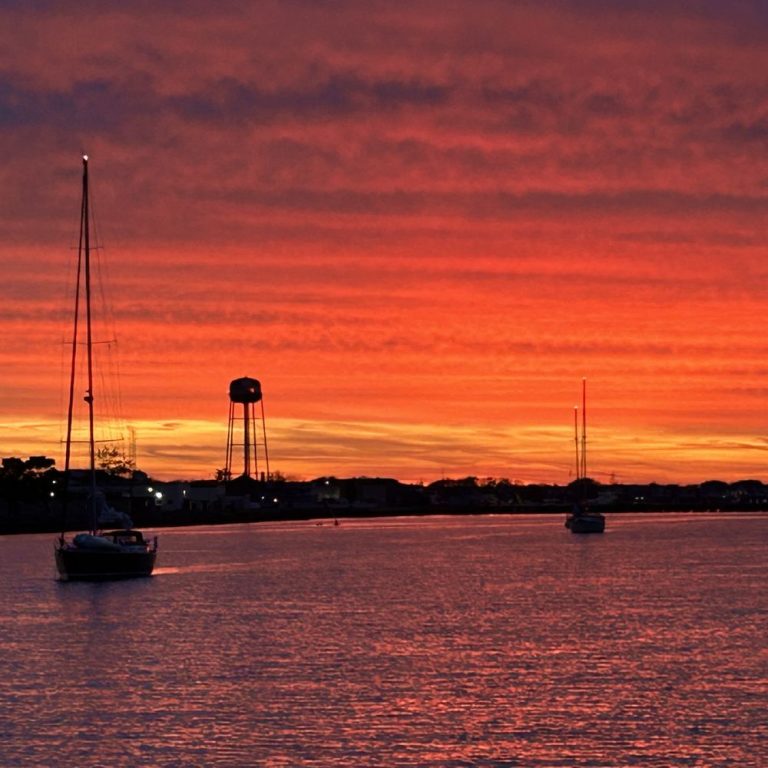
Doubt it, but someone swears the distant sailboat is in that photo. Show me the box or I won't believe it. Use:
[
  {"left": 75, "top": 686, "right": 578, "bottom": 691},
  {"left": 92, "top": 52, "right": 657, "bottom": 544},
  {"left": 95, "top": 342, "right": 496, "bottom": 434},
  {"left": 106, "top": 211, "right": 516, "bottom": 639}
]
[
  {"left": 54, "top": 156, "right": 157, "bottom": 580},
  {"left": 565, "top": 378, "right": 606, "bottom": 534}
]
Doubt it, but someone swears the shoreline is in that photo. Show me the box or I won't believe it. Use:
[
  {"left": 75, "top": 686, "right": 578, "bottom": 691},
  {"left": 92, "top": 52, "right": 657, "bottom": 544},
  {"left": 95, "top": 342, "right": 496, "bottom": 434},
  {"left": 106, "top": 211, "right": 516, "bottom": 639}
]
[{"left": 2, "top": 503, "right": 766, "bottom": 537}]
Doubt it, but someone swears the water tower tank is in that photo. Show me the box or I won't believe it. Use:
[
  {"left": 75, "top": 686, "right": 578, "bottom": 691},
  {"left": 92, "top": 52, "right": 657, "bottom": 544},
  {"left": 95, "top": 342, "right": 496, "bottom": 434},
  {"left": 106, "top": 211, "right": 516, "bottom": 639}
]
[{"left": 229, "top": 377, "right": 262, "bottom": 404}]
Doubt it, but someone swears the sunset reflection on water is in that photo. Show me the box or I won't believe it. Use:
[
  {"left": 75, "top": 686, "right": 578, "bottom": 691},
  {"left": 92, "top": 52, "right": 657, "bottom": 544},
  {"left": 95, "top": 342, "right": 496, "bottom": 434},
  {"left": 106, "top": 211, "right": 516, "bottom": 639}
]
[{"left": 0, "top": 514, "right": 765, "bottom": 766}]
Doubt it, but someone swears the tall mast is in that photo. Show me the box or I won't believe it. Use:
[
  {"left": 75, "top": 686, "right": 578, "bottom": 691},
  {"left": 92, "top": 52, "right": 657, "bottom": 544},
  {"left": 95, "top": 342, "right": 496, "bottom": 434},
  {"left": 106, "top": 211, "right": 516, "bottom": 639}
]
[
  {"left": 82, "top": 155, "right": 97, "bottom": 532},
  {"left": 580, "top": 377, "right": 587, "bottom": 481},
  {"left": 61, "top": 158, "right": 88, "bottom": 533},
  {"left": 573, "top": 406, "right": 580, "bottom": 481}
]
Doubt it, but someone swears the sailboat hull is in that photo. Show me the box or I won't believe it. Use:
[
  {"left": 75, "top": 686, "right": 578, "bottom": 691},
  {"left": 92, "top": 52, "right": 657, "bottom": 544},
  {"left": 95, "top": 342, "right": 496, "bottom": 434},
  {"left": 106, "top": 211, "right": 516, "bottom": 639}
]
[
  {"left": 55, "top": 547, "right": 156, "bottom": 581},
  {"left": 566, "top": 513, "right": 606, "bottom": 534}
]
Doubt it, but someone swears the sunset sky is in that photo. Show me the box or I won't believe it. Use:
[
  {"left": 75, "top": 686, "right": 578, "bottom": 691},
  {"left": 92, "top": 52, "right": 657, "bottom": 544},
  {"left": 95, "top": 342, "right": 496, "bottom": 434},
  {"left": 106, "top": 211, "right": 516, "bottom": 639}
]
[{"left": 3, "top": 1, "right": 768, "bottom": 483}]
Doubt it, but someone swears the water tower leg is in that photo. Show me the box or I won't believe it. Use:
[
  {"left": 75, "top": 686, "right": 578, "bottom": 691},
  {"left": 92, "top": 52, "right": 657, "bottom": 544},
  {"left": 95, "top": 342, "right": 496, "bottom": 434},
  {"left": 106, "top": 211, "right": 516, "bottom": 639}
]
[
  {"left": 225, "top": 399, "right": 235, "bottom": 479},
  {"left": 243, "top": 401, "right": 251, "bottom": 478},
  {"left": 260, "top": 398, "right": 270, "bottom": 480}
]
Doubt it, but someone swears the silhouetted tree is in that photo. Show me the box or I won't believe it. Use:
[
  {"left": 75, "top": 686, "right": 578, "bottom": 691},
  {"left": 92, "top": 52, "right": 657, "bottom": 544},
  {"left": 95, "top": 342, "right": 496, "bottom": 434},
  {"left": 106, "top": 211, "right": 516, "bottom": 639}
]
[
  {"left": 96, "top": 445, "right": 134, "bottom": 477},
  {"left": 567, "top": 476, "right": 601, "bottom": 500}
]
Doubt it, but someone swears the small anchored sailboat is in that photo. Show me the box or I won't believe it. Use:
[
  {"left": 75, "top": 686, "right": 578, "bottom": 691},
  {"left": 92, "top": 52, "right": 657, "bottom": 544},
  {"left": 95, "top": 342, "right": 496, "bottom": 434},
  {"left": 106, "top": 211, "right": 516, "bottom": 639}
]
[
  {"left": 565, "top": 378, "right": 606, "bottom": 534},
  {"left": 55, "top": 155, "right": 157, "bottom": 580}
]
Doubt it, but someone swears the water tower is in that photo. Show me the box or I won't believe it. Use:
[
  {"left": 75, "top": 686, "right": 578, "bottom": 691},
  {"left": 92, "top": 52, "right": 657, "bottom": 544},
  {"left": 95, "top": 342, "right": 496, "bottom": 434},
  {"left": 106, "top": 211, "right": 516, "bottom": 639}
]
[{"left": 224, "top": 377, "right": 271, "bottom": 480}]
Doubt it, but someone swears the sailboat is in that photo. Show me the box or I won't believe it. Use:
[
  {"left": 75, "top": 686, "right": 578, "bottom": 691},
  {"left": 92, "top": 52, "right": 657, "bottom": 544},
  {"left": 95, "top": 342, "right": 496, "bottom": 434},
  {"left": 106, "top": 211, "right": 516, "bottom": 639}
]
[
  {"left": 55, "top": 155, "right": 158, "bottom": 580},
  {"left": 565, "top": 378, "right": 606, "bottom": 534}
]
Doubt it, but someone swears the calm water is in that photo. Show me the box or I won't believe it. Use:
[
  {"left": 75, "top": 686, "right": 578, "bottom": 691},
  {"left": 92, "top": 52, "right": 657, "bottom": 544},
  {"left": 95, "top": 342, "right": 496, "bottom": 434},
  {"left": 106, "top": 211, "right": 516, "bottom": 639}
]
[{"left": 0, "top": 514, "right": 765, "bottom": 767}]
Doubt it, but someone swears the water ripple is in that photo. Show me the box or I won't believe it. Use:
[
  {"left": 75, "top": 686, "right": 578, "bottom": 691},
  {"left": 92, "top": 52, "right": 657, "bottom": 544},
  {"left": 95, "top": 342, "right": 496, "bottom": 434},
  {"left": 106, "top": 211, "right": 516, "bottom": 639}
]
[{"left": 0, "top": 514, "right": 765, "bottom": 767}]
